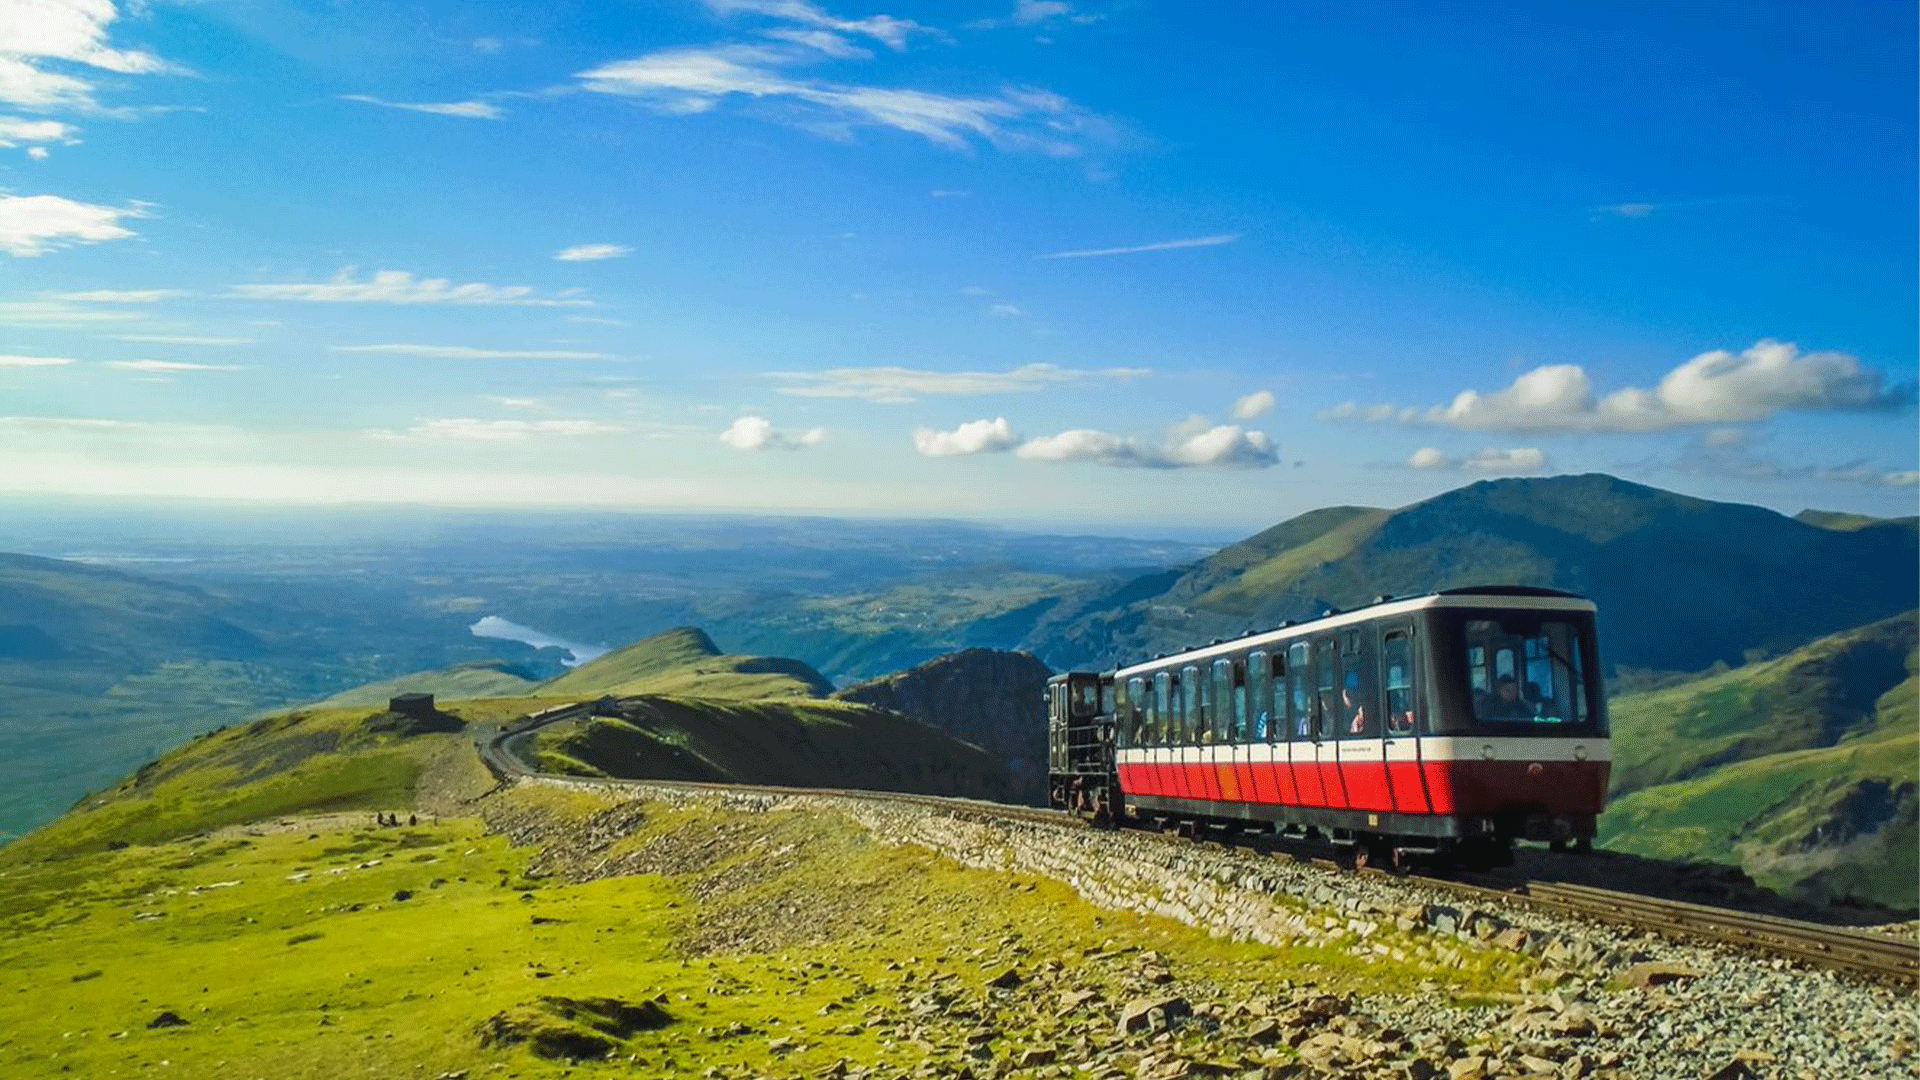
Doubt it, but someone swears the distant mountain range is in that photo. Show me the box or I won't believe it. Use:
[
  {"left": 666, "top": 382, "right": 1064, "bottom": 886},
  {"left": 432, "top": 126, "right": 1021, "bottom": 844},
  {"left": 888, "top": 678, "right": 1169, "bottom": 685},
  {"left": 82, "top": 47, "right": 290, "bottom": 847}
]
[{"left": 984, "top": 474, "right": 1918, "bottom": 677}]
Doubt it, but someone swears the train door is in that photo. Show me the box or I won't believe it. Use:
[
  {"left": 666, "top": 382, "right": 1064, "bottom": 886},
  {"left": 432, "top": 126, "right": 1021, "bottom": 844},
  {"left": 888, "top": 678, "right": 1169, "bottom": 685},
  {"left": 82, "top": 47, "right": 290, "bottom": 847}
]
[
  {"left": 1265, "top": 649, "right": 1298, "bottom": 805},
  {"left": 1170, "top": 670, "right": 1193, "bottom": 801},
  {"left": 1380, "top": 624, "right": 1431, "bottom": 813},
  {"left": 1186, "top": 664, "right": 1218, "bottom": 803},
  {"left": 1333, "top": 627, "right": 1391, "bottom": 812},
  {"left": 1287, "top": 640, "right": 1323, "bottom": 806},
  {"left": 1313, "top": 637, "right": 1349, "bottom": 807}
]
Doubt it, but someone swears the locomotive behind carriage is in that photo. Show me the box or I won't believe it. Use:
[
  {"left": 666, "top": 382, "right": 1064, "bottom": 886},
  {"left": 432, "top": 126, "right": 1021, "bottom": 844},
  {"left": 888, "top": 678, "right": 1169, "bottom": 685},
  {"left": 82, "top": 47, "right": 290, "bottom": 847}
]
[{"left": 1047, "top": 586, "right": 1610, "bottom": 867}]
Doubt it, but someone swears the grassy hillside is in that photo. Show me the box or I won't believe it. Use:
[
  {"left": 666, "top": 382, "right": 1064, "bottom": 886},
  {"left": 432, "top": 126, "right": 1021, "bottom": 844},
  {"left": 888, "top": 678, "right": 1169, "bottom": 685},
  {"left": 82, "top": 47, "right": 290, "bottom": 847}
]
[
  {"left": 1598, "top": 614, "right": 1918, "bottom": 909},
  {"left": 0, "top": 788, "right": 1520, "bottom": 1079},
  {"left": 1795, "top": 508, "right": 1919, "bottom": 532},
  {"left": 525, "top": 695, "right": 1013, "bottom": 801},
  {"left": 0, "top": 697, "right": 519, "bottom": 865},
  {"left": 540, "top": 626, "right": 832, "bottom": 700},
  {"left": 1010, "top": 474, "right": 1919, "bottom": 676}
]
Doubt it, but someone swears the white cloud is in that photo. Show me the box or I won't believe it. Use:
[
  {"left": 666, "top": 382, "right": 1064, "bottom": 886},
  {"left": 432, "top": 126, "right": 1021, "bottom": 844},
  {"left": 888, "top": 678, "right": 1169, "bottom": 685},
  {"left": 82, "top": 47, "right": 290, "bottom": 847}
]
[
  {"left": 772, "top": 362, "right": 1149, "bottom": 404},
  {"left": 486, "top": 396, "right": 551, "bottom": 410},
  {"left": 554, "top": 243, "right": 632, "bottom": 262},
  {"left": 0, "top": 193, "right": 144, "bottom": 256},
  {"left": 705, "top": 0, "right": 928, "bottom": 52},
  {"left": 231, "top": 269, "right": 592, "bottom": 307},
  {"left": 330, "top": 343, "right": 611, "bottom": 360},
  {"left": 567, "top": 315, "right": 629, "bottom": 327},
  {"left": 50, "top": 288, "right": 183, "bottom": 302},
  {"left": 0, "top": 115, "right": 75, "bottom": 148},
  {"left": 1040, "top": 233, "right": 1240, "bottom": 259},
  {"left": 719, "top": 415, "right": 825, "bottom": 451},
  {"left": 1593, "top": 202, "right": 1659, "bottom": 219},
  {"left": 0, "top": 353, "right": 74, "bottom": 367},
  {"left": 0, "top": 0, "right": 182, "bottom": 109},
  {"left": 1016, "top": 418, "right": 1277, "bottom": 469},
  {"left": 103, "top": 359, "right": 244, "bottom": 372},
  {"left": 576, "top": 37, "right": 1111, "bottom": 156},
  {"left": 339, "top": 94, "right": 503, "bottom": 119},
  {"left": 107, "top": 334, "right": 253, "bottom": 345},
  {"left": 967, "top": 1, "right": 1101, "bottom": 30},
  {"left": 1324, "top": 341, "right": 1914, "bottom": 434},
  {"left": 987, "top": 303, "right": 1021, "bottom": 317},
  {"left": 1231, "top": 389, "right": 1274, "bottom": 420},
  {"left": 1407, "top": 447, "right": 1550, "bottom": 473},
  {"left": 913, "top": 416, "right": 1019, "bottom": 457},
  {"left": 366, "top": 418, "right": 625, "bottom": 442},
  {"left": 26, "top": 144, "right": 46, "bottom": 158}
]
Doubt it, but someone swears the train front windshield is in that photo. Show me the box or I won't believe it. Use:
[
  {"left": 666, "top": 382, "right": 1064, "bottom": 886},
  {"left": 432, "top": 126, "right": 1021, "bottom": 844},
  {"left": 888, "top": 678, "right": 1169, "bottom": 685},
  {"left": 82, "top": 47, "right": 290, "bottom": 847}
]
[{"left": 1435, "top": 609, "right": 1605, "bottom": 735}]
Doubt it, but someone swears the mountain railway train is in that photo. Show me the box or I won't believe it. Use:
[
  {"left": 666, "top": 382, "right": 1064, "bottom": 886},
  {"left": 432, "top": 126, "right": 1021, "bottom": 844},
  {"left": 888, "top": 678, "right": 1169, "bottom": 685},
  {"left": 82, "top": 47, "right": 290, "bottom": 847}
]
[{"left": 1046, "top": 586, "right": 1610, "bottom": 868}]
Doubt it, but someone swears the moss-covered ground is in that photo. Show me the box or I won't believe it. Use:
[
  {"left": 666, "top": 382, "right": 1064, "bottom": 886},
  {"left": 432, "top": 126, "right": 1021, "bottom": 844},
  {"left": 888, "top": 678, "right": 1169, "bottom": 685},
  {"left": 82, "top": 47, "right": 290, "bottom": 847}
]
[{"left": 0, "top": 789, "right": 1528, "bottom": 1079}]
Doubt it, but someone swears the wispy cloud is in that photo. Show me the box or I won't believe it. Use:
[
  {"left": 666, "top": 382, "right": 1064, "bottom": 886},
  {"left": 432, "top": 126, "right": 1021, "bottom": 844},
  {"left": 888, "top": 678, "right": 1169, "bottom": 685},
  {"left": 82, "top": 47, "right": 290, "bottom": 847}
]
[
  {"left": 0, "top": 116, "right": 78, "bottom": 153},
  {"left": 576, "top": 13, "right": 1114, "bottom": 157},
  {"left": 0, "top": 354, "right": 75, "bottom": 367},
  {"left": 103, "top": 360, "right": 245, "bottom": 372},
  {"left": 705, "top": 0, "right": 930, "bottom": 52},
  {"left": 1638, "top": 432, "right": 1917, "bottom": 489},
  {"left": 231, "top": 270, "right": 593, "bottom": 307},
  {"left": 330, "top": 343, "right": 611, "bottom": 360},
  {"left": 108, "top": 334, "right": 253, "bottom": 345},
  {"left": 967, "top": 1, "right": 1102, "bottom": 31},
  {"left": 719, "top": 414, "right": 825, "bottom": 451},
  {"left": 366, "top": 418, "right": 625, "bottom": 442},
  {"left": 1040, "top": 233, "right": 1240, "bottom": 259},
  {"left": 0, "top": 194, "right": 146, "bottom": 257},
  {"left": 340, "top": 94, "right": 502, "bottom": 119},
  {"left": 772, "top": 363, "right": 1149, "bottom": 403},
  {"left": 1322, "top": 340, "right": 1915, "bottom": 434},
  {"left": 0, "top": 300, "right": 143, "bottom": 324},
  {"left": 554, "top": 243, "right": 632, "bottom": 262}
]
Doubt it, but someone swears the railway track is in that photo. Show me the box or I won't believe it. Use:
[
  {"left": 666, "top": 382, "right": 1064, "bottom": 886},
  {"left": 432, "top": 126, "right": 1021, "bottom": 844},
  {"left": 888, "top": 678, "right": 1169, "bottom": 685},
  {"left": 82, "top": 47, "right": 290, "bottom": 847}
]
[{"left": 478, "top": 702, "right": 1918, "bottom": 987}]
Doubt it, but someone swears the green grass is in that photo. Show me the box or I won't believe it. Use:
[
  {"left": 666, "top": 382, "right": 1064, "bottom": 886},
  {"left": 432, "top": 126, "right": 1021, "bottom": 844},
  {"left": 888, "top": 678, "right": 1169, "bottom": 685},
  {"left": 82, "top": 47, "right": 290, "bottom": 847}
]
[
  {"left": 541, "top": 627, "right": 831, "bottom": 700},
  {"left": 0, "top": 792, "right": 1531, "bottom": 1079},
  {"left": 302, "top": 661, "right": 541, "bottom": 709}
]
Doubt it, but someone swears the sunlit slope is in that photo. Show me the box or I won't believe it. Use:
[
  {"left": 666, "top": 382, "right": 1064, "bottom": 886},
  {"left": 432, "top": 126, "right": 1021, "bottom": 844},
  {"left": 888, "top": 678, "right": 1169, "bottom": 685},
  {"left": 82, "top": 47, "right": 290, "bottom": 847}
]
[
  {"left": 527, "top": 695, "right": 1013, "bottom": 800},
  {"left": 1598, "top": 614, "right": 1918, "bottom": 909},
  {"left": 1011, "top": 474, "right": 1919, "bottom": 675},
  {"left": 541, "top": 625, "right": 833, "bottom": 700},
  {"left": 0, "top": 697, "right": 527, "bottom": 864},
  {"left": 304, "top": 660, "right": 542, "bottom": 709}
]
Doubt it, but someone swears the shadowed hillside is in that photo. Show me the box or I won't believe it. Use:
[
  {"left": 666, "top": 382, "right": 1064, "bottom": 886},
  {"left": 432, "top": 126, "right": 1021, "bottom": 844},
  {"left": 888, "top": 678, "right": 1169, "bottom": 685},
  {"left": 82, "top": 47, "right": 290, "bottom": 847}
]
[
  {"left": 1599, "top": 613, "right": 1918, "bottom": 909},
  {"left": 834, "top": 648, "right": 1051, "bottom": 805},
  {"left": 1003, "top": 475, "right": 1919, "bottom": 676}
]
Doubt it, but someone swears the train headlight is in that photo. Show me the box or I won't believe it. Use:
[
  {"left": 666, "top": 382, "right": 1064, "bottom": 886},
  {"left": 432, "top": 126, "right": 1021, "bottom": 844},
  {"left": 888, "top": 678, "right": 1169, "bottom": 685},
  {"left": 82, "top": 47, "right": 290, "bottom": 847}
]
[
  {"left": 1480, "top": 743, "right": 1495, "bottom": 761},
  {"left": 1574, "top": 744, "right": 1589, "bottom": 761}
]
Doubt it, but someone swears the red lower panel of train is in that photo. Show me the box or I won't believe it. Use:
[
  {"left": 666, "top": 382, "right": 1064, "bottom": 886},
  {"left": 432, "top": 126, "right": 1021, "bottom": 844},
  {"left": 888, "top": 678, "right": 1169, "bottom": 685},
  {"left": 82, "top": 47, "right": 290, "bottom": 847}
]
[{"left": 1115, "top": 757, "right": 1607, "bottom": 818}]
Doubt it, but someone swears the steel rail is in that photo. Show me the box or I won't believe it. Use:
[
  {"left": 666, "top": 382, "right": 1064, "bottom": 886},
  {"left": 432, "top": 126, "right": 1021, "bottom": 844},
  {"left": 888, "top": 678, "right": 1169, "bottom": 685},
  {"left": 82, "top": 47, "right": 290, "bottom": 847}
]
[{"left": 476, "top": 702, "right": 1917, "bottom": 986}]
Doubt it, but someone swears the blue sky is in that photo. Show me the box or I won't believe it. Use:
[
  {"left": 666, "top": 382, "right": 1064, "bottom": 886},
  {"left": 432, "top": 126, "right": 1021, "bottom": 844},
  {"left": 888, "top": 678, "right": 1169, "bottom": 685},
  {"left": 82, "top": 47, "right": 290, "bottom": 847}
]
[{"left": 2, "top": 0, "right": 1914, "bottom": 532}]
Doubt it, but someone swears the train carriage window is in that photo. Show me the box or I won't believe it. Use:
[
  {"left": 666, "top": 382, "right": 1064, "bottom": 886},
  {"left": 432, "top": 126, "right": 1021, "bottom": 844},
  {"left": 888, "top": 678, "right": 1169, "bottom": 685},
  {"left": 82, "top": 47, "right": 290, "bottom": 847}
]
[
  {"left": 1269, "top": 650, "right": 1288, "bottom": 743},
  {"left": 1167, "top": 668, "right": 1182, "bottom": 745},
  {"left": 1248, "top": 651, "right": 1271, "bottom": 742},
  {"left": 1072, "top": 680, "right": 1098, "bottom": 717},
  {"left": 1101, "top": 681, "right": 1115, "bottom": 717},
  {"left": 1290, "top": 642, "right": 1313, "bottom": 738},
  {"left": 1153, "top": 672, "right": 1172, "bottom": 746},
  {"left": 1341, "top": 632, "right": 1378, "bottom": 738},
  {"left": 1235, "top": 662, "right": 1249, "bottom": 743},
  {"left": 1314, "top": 640, "right": 1338, "bottom": 739},
  {"left": 1182, "top": 665, "right": 1204, "bottom": 745},
  {"left": 1211, "top": 659, "right": 1235, "bottom": 744},
  {"left": 1460, "top": 615, "right": 1594, "bottom": 727},
  {"left": 1383, "top": 631, "right": 1415, "bottom": 735}
]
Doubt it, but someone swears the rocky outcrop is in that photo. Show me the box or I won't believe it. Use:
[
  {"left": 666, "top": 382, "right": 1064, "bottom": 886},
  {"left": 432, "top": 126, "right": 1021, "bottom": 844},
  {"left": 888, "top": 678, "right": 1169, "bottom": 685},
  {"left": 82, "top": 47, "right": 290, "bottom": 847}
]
[{"left": 833, "top": 648, "right": 1052, "bottom": 806}]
